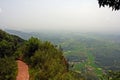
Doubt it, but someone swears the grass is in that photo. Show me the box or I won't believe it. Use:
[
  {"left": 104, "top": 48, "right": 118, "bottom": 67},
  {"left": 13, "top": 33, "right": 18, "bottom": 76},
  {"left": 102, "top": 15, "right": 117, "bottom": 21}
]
[{"left": 68, "top": 50, "right": 103, "bottom": 79}]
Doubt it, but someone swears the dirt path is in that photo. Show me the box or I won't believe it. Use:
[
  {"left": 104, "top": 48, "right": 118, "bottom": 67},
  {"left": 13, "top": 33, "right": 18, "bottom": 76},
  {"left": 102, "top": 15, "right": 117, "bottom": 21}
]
[{"left": 16, "top": 60, "right": 29, "bottom": 80}]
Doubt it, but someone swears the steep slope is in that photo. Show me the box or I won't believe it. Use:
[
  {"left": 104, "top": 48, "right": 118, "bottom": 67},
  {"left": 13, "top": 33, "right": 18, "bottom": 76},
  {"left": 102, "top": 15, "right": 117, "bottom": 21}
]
[
  {"left": 0, "top": 29, "right": 24, "bottom": 80},
  {"left": 0, "top": 30, "right": 81, "bottom": 80},
  {"left": 0, "top": 29, "right": 24, "bottom": 58}
]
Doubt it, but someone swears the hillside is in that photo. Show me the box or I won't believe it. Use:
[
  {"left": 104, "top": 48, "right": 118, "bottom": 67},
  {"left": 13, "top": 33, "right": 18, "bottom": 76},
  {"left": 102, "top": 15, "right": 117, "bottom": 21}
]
[
  {"left": 0, "top": 29, "right": 24, "bottom": 80},
  {"left": 0, "top": 30, "right": 82, "bottom": 80},
  {"left": 5, "top": 30, "right": 120, "bottom": 80},
  {"left": 6, "top": 30, "right": 120, "bottom": 71},
  {"left": 1, "top": 29, "right": 120, "bottom": 80}
]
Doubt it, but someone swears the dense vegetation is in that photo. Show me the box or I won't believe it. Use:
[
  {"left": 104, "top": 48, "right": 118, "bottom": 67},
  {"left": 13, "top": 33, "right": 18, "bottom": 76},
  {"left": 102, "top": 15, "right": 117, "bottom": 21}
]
[
  {"left": 0, "top": 30, "right": 83, "bottom": 80},
  {"left": 0, "top": 29, "right": 24, "bottom": 80},
  {"left": 16, "top": 37, "right": 82, "bottom": 80},
  {"left": 1, "top": 29, "right": 120, "bottom": 80},
  {"left": 8, "top": 30, "right": 120, "bottom": 80}
]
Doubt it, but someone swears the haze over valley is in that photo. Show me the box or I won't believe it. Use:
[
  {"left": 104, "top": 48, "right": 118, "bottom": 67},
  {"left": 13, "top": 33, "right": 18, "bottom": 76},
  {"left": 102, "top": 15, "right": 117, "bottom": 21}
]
[{"left": 0, "top": 0, "right": 120, "bottom": 80}]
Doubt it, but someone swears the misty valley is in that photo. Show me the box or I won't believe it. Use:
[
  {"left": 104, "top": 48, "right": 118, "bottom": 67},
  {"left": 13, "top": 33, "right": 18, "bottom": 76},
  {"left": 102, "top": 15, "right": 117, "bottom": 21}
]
[
  {"left": 1, "top": 29, "right": 119, "bottom": 80},
  {"left": 0, "top": 0, "right": 120, "bottom": 80}
]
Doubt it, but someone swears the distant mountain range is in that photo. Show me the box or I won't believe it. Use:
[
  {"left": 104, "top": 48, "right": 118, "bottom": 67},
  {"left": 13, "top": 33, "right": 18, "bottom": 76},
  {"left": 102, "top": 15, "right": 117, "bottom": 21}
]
[{"left": 5, "top": 29, "right": 33, "bottom": 40}]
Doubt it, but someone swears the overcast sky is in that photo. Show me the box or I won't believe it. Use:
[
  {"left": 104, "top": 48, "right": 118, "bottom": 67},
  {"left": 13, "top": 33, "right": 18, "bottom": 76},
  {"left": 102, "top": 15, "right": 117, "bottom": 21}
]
[{"left": 0, "top": 0, "right": 120, "bottom": 33}]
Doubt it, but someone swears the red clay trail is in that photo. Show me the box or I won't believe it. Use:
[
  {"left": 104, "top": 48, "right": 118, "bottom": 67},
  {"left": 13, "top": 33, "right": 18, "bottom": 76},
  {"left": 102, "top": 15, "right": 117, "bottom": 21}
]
[{"left": 16, "top": 60, "right": 29, "bottom": 80}]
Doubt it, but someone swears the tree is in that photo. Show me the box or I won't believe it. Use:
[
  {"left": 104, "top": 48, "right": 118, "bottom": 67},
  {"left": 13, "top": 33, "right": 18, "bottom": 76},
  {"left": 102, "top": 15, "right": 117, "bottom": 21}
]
[
  {"left": 0, "top": 30, "right": 24, "bottom": 80},
  {"left": 0, "top": 40, "right": 13, "bottom": 57},
  {"left": 24, "top": 37, "right": 40, "bottom": 58},
  {"left": 0, "top": 29, "right": 24, "bottom": 58},
  {"left": 0, "top": 57, "right": 17, "bottom": 80},
  {"left": 98, "top": 0, "right": 120, "bottom": 10}
]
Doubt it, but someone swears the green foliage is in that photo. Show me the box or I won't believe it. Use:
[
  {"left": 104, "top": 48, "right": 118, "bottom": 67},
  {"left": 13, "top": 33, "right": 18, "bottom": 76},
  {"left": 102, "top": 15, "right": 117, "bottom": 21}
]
[
  {"left": 104, "top": 71, "right": 120, "bottom": 80},
  {"left": 25, "top": 37, "right": 40, "bottom": 56},
  {"left": 0, "top": 29, "right": 24, "bottom": 80},
  {"left": 1, "top": 30, "right": 120, "bottom": 80},
  {"left": 0, "top": 29, "right": 24, "bottom": 58},
  {"left": 16, "top": 37, "right": 79, "bottom": 80},
  {"left": 0, "top": 57, "right": 17, "bottom": 80},
  {"left": 0, "top": 40, "right": 13, "bottom": 57}
]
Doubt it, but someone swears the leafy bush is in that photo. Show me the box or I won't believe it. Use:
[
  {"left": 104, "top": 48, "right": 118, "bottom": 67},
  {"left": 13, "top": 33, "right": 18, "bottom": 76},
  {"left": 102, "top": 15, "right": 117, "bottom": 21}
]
[
  {"left": 0, "top": 57, "right": 17, "bottom": 80},
  {"left": 0, "top": 29, "right": 24, "bottom": 80}
]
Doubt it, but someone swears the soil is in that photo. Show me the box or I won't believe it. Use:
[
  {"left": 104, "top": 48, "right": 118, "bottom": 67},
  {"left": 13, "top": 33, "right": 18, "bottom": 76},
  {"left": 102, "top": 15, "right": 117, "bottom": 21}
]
[{"left": 16, "top": 60, "right": 29, "bottom": 80}]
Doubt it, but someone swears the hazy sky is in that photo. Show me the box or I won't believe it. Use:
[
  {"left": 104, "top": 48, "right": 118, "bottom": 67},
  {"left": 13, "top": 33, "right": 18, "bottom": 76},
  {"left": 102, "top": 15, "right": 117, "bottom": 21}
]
[{"left": 0, "top": 0, "right": 120, "bottom": 33}]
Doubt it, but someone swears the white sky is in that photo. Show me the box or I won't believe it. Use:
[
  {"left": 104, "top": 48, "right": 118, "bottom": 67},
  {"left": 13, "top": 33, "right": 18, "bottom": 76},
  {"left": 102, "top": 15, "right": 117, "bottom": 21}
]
[{"left": 0, "top": 0, "right": 120, "bottom": 33}]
